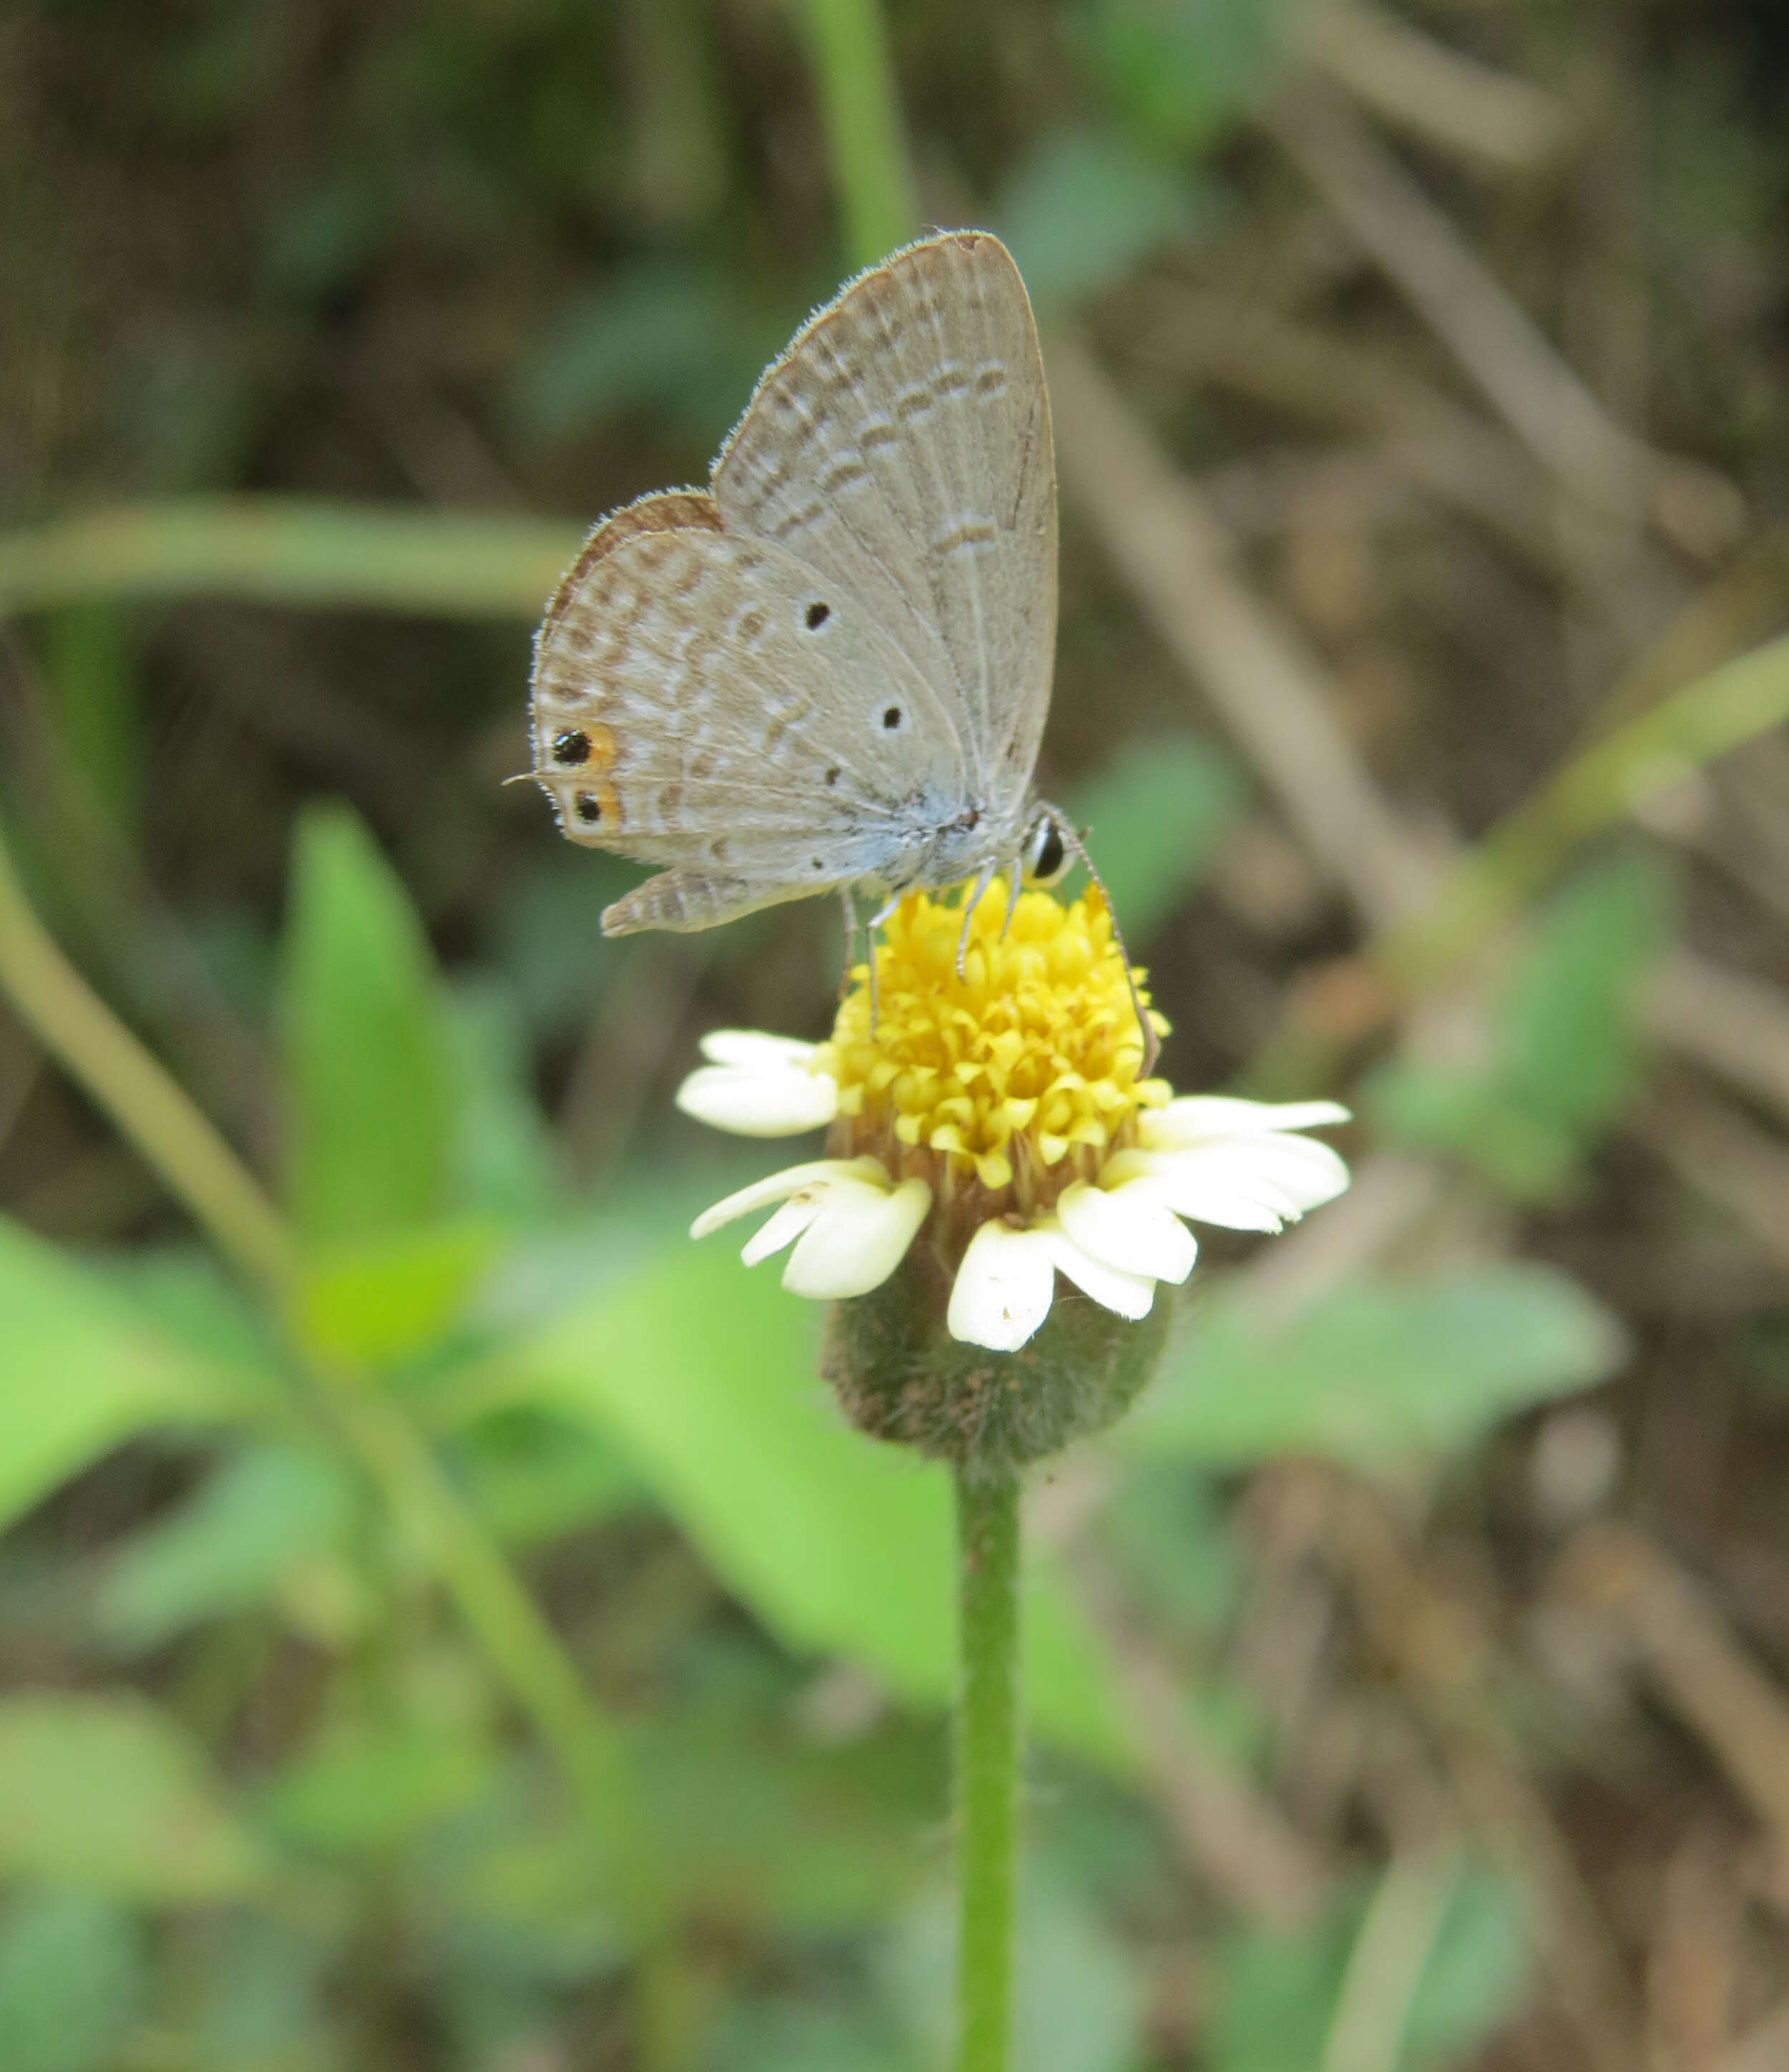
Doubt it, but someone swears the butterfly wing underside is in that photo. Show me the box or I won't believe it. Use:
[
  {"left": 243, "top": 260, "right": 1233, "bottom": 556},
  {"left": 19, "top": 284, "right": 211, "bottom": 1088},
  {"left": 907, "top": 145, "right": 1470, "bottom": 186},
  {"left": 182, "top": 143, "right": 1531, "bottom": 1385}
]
[
  {"left": 714, "top": 231, "right": 1056, "bottom": 813},
  {"left": 531, "top": 494, "right": 969, "bottom": 932},
  {"left": 530, "top": 230, "right": 1055, "bottom": 934}
]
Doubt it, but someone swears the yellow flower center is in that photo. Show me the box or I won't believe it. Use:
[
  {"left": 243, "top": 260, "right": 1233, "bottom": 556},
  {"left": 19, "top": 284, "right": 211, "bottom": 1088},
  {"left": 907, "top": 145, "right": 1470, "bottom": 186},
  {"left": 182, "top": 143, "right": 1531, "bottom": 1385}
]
[{"left": 821, "top": 881, "right": 1169, "bottom": 1221}]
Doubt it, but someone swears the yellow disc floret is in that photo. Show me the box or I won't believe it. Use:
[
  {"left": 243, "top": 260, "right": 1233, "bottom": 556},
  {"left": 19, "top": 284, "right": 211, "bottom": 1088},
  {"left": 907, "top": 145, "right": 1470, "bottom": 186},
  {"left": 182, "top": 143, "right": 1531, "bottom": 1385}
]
[{"left": 821, "top": 881, "right": 1169, "bottom": 1224}]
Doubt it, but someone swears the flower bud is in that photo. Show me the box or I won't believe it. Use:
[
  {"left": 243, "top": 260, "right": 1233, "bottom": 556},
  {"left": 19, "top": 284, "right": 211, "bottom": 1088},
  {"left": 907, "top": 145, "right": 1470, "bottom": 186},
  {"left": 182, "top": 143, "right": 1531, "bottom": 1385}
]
[{"left": 822, "top": 1238, "right": 1172, "bottom": 1470}]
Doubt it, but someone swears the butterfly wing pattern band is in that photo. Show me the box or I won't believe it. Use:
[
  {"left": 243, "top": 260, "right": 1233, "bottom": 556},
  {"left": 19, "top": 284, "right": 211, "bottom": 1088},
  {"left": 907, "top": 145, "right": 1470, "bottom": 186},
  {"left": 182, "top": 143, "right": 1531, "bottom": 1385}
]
[{"left": 529, "top": 230, "right": 1058, "bottom": 937}]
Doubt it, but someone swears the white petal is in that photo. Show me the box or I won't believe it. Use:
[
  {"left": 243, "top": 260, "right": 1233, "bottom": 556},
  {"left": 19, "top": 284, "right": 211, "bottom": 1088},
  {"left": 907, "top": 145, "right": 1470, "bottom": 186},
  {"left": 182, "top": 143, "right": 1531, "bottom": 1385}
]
[
  {"left": 739, "top": 1191, "right": 828, "bottom": 1266},
  {"left": 698, "top": 1030, "right": 822, "bottom": 1069},
  {"left": 1056, "top": 1178, "right": 1196, "bottom": 1284},
  {"left": 1111, "top": 1136, "right": 1351, "bottom": 1231},
  {"left": 783, "top": 1176, "right": 931, "bottom": 1299},
  {"left": 1039, "top": 1219, "right": 1156, "bottom": 1321},
  {"left": 1139, "top": 1096, "right": 1352, "bottom": 1149},
  {"left": 947, "top": 1221, "right": 1058, "bottom": 1352},
  {"left": 689, "top": 1157, "right": 883, "bottom": 1240},
  {"left": 676, "top": 1056, "right": 838, "bottom": 1136}
]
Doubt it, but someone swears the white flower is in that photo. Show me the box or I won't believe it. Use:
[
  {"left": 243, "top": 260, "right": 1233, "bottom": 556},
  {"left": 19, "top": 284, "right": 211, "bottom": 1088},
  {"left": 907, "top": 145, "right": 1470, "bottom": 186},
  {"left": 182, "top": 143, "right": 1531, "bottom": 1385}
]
[
  {"left": 678, "top": 983, "right": 1351, "bottom": 1352},
  {"left": 691, "top": 1155, "right": 930, "bottom": 1299},
  {"left": 675, "top": 1030, "right": 839, "bottom": 1135}
]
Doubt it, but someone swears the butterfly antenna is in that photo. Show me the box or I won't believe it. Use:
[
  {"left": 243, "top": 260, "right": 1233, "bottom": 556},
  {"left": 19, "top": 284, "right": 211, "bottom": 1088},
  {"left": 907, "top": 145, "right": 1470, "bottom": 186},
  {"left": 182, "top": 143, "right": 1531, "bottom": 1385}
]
[
  {"left": 500, "top": 771, "right": 537, "bottom": 788},
  {"left": 1045, "top": 808, "right": 1159, "bottom": 1077}
]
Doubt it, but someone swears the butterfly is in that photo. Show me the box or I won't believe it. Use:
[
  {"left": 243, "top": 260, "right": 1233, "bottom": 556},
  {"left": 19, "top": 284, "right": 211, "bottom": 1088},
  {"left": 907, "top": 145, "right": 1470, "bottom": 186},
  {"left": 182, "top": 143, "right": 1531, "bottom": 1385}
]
[{"left": 528, "top": 229, "right": 1148, "bottom": 1053}]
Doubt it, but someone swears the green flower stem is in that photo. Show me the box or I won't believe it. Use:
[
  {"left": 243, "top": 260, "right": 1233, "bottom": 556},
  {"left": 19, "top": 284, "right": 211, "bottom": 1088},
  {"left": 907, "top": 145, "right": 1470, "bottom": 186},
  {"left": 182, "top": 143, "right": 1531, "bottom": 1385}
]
[
  {"left": 0, "top": 498, "right": 580, "bottom": 620},
  {"left": 0, "top": 809, "right": 673, "bottom": 1970},
  {"left": 1246, "top": 627, "right": 1789, "bottom": 1098},
  {"left": 0, "top": 818, "right": 295, "bottom": 1291},
  {"left": 796, "top": 0, "right": 921, "bottom": 268},
  {"left": 318, "top": 1379, "right": 666, "bottom": 1926},
  {"left": 955, "top": 1460, "right": 1023, "bottom": 2072},
  {"left": 1378, "top": 628, "right": 1789, "bottom": 994}
]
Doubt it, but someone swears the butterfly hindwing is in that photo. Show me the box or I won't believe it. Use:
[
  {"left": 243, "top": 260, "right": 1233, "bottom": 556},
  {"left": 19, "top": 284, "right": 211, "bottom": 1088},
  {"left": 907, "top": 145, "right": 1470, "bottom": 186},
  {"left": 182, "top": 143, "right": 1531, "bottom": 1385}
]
[{"left": 532, "top": 517, "right": 972, "bottom": 930}]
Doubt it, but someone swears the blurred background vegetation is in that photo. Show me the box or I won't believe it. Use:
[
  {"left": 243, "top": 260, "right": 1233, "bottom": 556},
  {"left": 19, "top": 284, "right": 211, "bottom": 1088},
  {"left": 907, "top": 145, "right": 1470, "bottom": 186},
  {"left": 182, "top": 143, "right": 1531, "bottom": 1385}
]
[{"left": 2, "top": 0, "right": 1789, "bottom": 2066}]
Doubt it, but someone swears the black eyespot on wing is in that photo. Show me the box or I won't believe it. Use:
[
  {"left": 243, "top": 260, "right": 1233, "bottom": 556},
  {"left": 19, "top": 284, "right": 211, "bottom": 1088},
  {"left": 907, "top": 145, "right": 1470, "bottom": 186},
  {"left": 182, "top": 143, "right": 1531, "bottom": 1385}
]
[
  {"left": 575, "top": 792, "right": 603, "bottom": 825},
  {"left": 552, "top": 729, "right": 592, "bottom": 766},
  {"left": 882, "top": 705, "right": 902, "bottom": 730},
  {"left": 804, "top": 600, "right": 831, "bottom": 630},
  {"left": 811, "top": 856, "right": 825, "bottom": 871},
  {"left": 825, "top": 766, "right": 842, "bottom": 787}
]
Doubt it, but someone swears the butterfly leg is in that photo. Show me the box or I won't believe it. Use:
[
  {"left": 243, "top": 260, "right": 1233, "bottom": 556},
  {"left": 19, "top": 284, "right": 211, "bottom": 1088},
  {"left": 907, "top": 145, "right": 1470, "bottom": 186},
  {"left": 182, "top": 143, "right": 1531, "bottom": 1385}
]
[
  {"left": 999, "top": 863, "right": 1023, "bottom": 942},
  {"left": 837, "top": 885, "right": 859, "bottom": 1000},
  {"left": 866, "top": 891, "right": 903, "bottom": 1035},
  {"left": 955, "top": 863, "right": 998, "bottom": 979}
]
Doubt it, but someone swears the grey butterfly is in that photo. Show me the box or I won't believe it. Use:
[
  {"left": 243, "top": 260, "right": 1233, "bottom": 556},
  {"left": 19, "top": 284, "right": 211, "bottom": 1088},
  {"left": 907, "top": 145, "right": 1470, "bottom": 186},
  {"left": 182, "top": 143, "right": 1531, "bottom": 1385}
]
[{"left": 530, "top": 230, "right": 1093, "bottom": 968}]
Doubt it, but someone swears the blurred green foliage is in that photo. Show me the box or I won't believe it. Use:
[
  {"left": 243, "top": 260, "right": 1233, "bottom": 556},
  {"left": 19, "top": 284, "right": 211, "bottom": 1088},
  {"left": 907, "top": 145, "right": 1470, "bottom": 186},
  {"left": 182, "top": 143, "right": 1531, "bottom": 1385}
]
[
  {"left": 1212, "top": 1858, "right": 1531, "bottom": 2072},
  {"left": 0, "top": 781, "right": 1623, "bottom": 2065},
  {"left": 1370, "top": 853, "right": 1670, "bottom": 1201}
]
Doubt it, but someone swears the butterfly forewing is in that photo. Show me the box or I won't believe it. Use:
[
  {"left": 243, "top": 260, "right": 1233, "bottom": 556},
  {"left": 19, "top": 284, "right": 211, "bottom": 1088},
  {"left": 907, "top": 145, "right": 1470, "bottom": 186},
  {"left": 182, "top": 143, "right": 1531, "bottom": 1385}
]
[
  {"left": 713, "top": 231, "right": 1056, "bottom": 814},
  {"left": 530, "top": 230, "right": 1057, "bottom": 935}
]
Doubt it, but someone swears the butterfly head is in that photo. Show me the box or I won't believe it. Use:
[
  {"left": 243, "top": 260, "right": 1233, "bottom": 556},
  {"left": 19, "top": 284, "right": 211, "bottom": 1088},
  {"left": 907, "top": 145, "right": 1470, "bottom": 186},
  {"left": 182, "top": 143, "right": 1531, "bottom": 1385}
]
[{"left": 1020, "top": 807, "right": 1070, "bottom": 888}]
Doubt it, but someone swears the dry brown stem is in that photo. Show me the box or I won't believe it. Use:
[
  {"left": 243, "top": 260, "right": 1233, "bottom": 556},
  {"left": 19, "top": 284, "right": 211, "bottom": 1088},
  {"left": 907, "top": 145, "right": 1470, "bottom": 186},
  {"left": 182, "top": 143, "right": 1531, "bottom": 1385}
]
[
  {"left": 1312, "top": 1469, "right": 1644, "bottom": 2072},
  {"left": 1722, "top": 2001, "right": 1789, "bottom": 2072},
  {"left": 1299, "top": 0, "right": 1569, "bottom": 172},
  {"left": 1646, "top": 1824, "right": 1740, "bottom": 2072},
  {"left": 1645, "top": 959, "right": 1789, "bottom": 1140},
  {"left": 1556, "top": 1522, "right": 1789, "bottom": 1857},
  {"left": 1052, "top": 329, "right": 1789, "bottom": 1142},
  {"left": 1633, "top": 1081, "right": 1789, "bottom": 1278},
  {"left": 1123, "top": 283, "right": 1569, "bottom": 582},
  {"left": 1264, "top": 85, "right": 1742, "bottom": 557},
  {"left": 1085, "top": 1558, "right": 1334, "bottom": 1927},
  {"left": 1047, "top": 331, "right": 1437, "bottom": 933}
]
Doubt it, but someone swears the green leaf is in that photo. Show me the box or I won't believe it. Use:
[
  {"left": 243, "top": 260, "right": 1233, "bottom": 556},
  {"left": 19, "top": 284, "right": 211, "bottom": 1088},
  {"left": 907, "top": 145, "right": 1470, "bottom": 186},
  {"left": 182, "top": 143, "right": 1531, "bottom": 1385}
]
[
  {"left": 97, "top": 1248, "right": 283, "bottom": 1374},
  {"left": 1079, "top": 0, "right": 1305, "bottom": 156},
  {"left": 1101, "top": 1462, "right": 1244, "bottom": 1636},
  {"left": 0, "top": 1220, "right": 254, "bottom": 1534},
  {"left": 1211, "top": 1888, "right": 1357, "bottom": 2072},
  {"left": 94, "top": 1443, "right": 358, "bottom": 1652},
  {"left": 506, "top": 262, "right": 773, "bottom": 448},
  {"left": 0, "top": 1892, "right": 145, "bottom": 2072},
  {"left": 1130, "top": 1266, "right": 1625, "bottom": 1467},
  {"left": 1367, "top": 1067, "right": 1579, "bottom": 1201},
  {"left": 887, "top": 1873, "right": 1144, "bottom": 2072},
  {"left": 716, "top": 2002, "right": 906, "bottom": 2072},
  {"left": 1066, "top": 733, "right": 1244, "bottom": 943},
  {"left": 183, "top": 1910, "right": 335, "bottom": 2072},
  {"left": 1000, "top": 127, "right": 1213, "bottom": 317},
  {"left": 263, "top": 1724, "right": 495, "bottom": 1860},
  {"left": 490, "top": 1243, "right": 1133, "bottom": 1771},
  {"left": 280, "top": 803, "right": 453, "bottom": 1245},
  {"left": 447, "top": 982, "right": 563, "bottom": 1223},
  {"left": 290, "top": 1220, "right": 501, "bottom": 1369},
  {"left": 42, "top": 605, "right": 142, "bottom": 839},
  {"left": 1210, "top": 1858, "right": 1530, "bottom": 2072},
  {"left": 1498, "top": 851, "right": 1668, "bottom": 1135},
  {"left": 1369, "top": 853, "right": 1669, "bottom": 1202},
  {"left": 0, "top": 1695, "right": 265, "bottom": 1903},
  {"left": 632, "top": 1705, "right": 943, "bottom": 1934},
  {"left": 449, "top": 1409, "right": 643, "bottom": 1548},
  {"left": 1405, "top": 1862, "right": 1531, "bottom": 2066}
]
